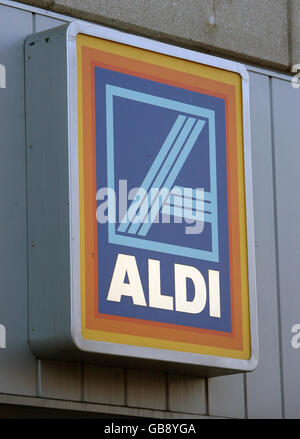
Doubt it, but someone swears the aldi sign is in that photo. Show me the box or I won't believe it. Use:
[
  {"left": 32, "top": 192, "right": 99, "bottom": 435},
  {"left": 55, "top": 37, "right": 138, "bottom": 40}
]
[{"left": 25, "top": 22, "right": 258, "bottom": 375}]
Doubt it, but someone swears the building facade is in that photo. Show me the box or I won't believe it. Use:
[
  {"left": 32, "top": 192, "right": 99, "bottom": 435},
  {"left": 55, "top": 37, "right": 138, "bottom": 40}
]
[{"left": 0, "top": 0, "right": 299, "bottom": 419}]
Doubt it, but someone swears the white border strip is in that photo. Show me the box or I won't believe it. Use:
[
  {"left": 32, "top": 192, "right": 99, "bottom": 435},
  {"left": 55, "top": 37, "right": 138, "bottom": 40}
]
[{"left": 67, "top": 21, "right": 248, "bottom": 78}]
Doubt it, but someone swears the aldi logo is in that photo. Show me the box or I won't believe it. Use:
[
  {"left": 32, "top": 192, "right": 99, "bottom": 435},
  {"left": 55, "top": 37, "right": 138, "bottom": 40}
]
[
  {"left": 26, "top": 22, "right": 258, "bottom": 374},
  {"left": 91, "top": 60, "right": 229, "bottom": 332},
  {"left": 76, "top": 28, "right": 256, "bottom": 364},
  {"left": 103, "top": 84, "right": 218, "bottom": 261}
]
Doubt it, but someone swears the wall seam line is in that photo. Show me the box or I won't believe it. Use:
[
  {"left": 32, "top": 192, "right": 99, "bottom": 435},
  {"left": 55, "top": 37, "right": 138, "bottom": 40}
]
[
  {"left": 165, "top": 372, "right": 170, "bottom": 412},
  {"left": 24, "top": 9, "right": 39, "bottom": 397},
  {"left": 269, "top": 76, "right": 285, "bottom": 419},
  {"left": 243, "top": 373, "right": 248, "bottom": 419},
  {"left": 124, "top": 368, "right": 128, "bottom": 407},
  {"left": 205, "top": 377, "right": 209, "bottom": 416}
]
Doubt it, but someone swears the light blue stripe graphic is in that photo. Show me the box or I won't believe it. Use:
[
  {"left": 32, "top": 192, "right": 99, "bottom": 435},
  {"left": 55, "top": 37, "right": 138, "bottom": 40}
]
[
  {"left": 161, "top": 204, "right": 209, "bottom": 222},
  {"left": 172, "top": 186, "right": 212, "bottom": 203},
  {"left": 109, "top": 232, "right": 219, "bottom": 263},
  {"left": 109, "top": 85, "right": 214, "bottom": 120},
  {"left": 160, "top": 186, "right": 207, "bottom": 222},
  {"left": 208, "top": 115, "right": 218, "bottom": 259},
  {"left": 106, "top": 85, "right": 117, "bottom": 246},
  {"left": 118, "top": 114, "right": 187, "bottom": 233},
  {"left": 127, "top": 117, "right": 197, "bottom": 235},
  {"left": 138, "top": 119, "right": 206, "bottom": 237},
  {"left": 164, "top": 199, "right": 212, "bottom": 215},
  {"left": 167, "top": 188, "right": 211, "bottom": 213}
]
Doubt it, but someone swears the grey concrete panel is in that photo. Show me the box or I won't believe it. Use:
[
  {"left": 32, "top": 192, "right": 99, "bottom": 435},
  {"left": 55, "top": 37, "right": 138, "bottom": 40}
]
[
  {"left": 167, "top": 374, "right": 206, "bottom": 415},
  {"left": 0, "top": 4, "right": 37, "bottom": 396},
  {"left": 245, "top": 72, "right": 283, "bottom": 419},
  {"left": 40, "top": 360, "right": 82, "bottom": 400},
  {"left": 271, "top": 77, "right": 300, "bottom": 419},
  {"left": 210, "top": 0, "right": 289, "bottom": 67},
  {"left": 14, "top": 0, "right": 290, "bottom": 69},
  {"left": 208, "top": 374, "right": 245, "bottom": 418},
  {"left": 126, "top": 369, "right": 167, "bottom": 410},
  {"left": 83, "top": 365, "right": 125, "bottom": 406}
]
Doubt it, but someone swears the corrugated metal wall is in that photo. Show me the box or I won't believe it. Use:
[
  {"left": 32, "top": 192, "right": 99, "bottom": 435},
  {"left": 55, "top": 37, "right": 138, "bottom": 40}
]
[{"left": 0, "top": 1, "right": 299, "bottom": 419}]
